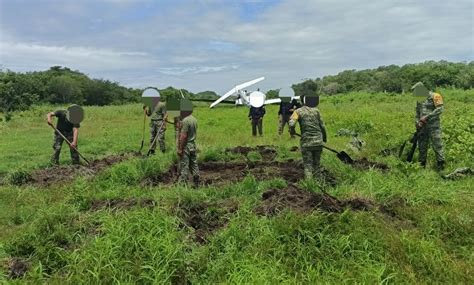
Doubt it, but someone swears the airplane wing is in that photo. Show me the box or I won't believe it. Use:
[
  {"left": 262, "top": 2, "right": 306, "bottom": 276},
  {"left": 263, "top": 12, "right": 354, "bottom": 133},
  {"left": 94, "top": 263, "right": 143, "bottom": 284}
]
[
  {"left": 264, "top": 96, "right": 300, "bottom": 106},
  {"left": 264, "top": 98, "right": 281, "bottom": 105},
  {"left": 210, "top": 77, "right": 265, "bottom": 108}
]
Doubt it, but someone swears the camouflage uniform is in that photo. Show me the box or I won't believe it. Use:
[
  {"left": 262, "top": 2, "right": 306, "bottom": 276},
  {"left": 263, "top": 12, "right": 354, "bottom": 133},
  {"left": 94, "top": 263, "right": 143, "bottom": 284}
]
[
  {"left": 51, "top": 110, "right": 80, "bottom": 165},
  {"left": 289, "top": 106, "right": 327, "bottom": 179},
  {"left": 178, "top": 115, "right": 200, "bottom": 186},
  {"left": 278, "top": 100, "right": 298, "bottom": 136},
  {"left": 248, "top": 106, "right": 266, "bottom": 136},
  {"left": 416, "top": 92, "right": 445, "bottom": 166},
  {"left": 147, "top": 102, "right": 167, "bottom": 153}
]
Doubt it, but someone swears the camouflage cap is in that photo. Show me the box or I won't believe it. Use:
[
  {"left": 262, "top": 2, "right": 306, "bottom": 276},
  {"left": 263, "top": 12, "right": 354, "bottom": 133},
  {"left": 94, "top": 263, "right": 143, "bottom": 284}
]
[
  {"left": 411, "top": 82, "right": 429, "bottom": 97},
  {"left": 66, "top": 104, "right": 84, "bottom": 124},
  {"left": 302, "top": 95, "right": 319, "bottom": 108},
  {"left": 180, "top": 98, "right": 193, "bottom": 118},
  {"left": 141, "top": 87, "right": 161, "bottom": 110}
]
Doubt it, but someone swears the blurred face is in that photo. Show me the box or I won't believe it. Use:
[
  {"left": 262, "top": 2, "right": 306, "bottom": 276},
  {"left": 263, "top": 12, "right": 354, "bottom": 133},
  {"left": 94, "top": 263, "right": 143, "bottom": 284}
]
[{"left": 304, "top": 96, "right": 319, "bottom": 107}]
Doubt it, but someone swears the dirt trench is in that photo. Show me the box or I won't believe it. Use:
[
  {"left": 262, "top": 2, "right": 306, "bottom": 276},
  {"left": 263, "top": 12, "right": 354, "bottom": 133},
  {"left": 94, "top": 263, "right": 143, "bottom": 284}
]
[
  {"left": 255, "top": 184, "right": 375, "bottom": 216},
  {"left": 174, "top": 199, "right": 239, "bottom": 244},
  {"left": 27, "top": 152, "right": 140, "bottom": 187},
  {"left": 225, "top": 145, "right": 278, "bottom": 161},
  {"left": 286, "top": 146, "right": 390, "bottom": 172},
  {"left": 143, "top": 160, "right": 338, "bottom": 187}
]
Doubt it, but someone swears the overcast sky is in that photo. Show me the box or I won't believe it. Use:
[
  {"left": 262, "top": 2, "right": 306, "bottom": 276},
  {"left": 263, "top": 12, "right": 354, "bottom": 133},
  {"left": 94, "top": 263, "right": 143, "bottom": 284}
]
[{"left": 1, "top": 0, "right": 473, "bottom": 94}]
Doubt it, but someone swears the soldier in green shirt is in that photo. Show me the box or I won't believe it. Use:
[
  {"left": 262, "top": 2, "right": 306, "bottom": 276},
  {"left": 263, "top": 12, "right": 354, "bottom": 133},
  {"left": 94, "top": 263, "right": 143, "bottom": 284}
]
[
  {"left": 46, "top": 109, "right": 80, "bottom": 165},
  {"left": 289, "top": 95, "right": 327, "bottom": 180},
  {"left": 412, "top": 82, "right": 445, "bottom": 170},
  {"left": 145, "top": 101, "right": 167, "bottom": 154},
  {"left": 177, "top": 113, "right": 200, "bottom": 187}
]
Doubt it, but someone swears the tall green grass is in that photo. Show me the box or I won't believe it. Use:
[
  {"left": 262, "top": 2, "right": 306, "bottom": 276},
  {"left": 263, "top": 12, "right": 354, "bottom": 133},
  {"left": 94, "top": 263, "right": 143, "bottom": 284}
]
[{"left": 1, "top": 90, "right": 473, "bottom": 283}]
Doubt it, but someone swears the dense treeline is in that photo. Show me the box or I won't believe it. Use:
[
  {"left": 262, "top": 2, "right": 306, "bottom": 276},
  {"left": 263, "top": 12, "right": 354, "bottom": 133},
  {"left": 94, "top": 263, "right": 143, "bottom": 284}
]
[
  {"left": 0, "top": 66, "right": 141, "bottom": 120},
  {"left": 1, "top": 61, "right": 473, "bottom": 120},
  {"left": 0, "top": 66, "right": 219, "bottom": 120},
  {"left": 311, "top": 60, "right": 474, "bottom": 95}
]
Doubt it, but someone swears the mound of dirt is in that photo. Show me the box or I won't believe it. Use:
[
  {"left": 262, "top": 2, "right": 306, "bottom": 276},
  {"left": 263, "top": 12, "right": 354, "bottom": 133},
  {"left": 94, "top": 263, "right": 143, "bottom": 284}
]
[
  {"left": 28, "top": 152, "right": 140, "bottom": 187},
  {"left": 175, "top": 199, "right": 239, "bottom": 243},
  {"left": 143, "top": 160, "right": 337, "bottom": 187},
  {"left": 255, "top": 184, "right": 374, "bottom": 216},
  {"left": 6, "top": 258, "right": 29, "bottom": 279},
  {"left": 352, "top": 158, "right": 389, "bottom": 172},
  {"left": 89, "top": 197, "right": 155, "bottom": 211},
  {"left": 225, "top": 145, "right": 277, "bottom": 161}
]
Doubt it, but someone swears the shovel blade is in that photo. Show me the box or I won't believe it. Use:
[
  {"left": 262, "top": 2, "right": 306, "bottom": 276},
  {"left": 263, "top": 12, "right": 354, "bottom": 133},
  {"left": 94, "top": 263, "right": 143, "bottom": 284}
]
[{"left": 337, "top": 151, "right": 354, "bottom": 164}]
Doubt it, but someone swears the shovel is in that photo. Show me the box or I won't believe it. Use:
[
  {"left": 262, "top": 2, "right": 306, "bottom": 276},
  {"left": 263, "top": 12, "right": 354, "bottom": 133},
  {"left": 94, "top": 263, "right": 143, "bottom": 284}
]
[
  {"left": 48, "top": 123, "right": 91, "bottom": 165},
  {"left": 294, "top": 133, "right": 354, "bottom": 164},
  {"left": 322, "top": 145, "right": 354, "bottom": 164}
]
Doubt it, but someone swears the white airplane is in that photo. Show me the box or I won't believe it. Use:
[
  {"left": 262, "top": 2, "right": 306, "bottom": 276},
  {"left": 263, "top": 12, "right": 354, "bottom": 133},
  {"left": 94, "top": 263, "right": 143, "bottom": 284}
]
[{"left": 209, "top": 77, "right": 298, "bottom": 108}]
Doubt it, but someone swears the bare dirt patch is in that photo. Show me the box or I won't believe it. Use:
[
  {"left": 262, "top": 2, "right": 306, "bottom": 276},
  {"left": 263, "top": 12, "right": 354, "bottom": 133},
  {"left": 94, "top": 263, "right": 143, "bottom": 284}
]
[
  {"left": 28, "top": 152, "right": 140, "bottom": 187},
  {"left": 225, "top": 145, "right": 277, "bottom": 161},
  {"left": 255, "top": 184, "right": 375, "bottom": 216},
  {"left": 143, "top": 160, "right": 337, "bottom": 187},
  {"left": 5, "top": 257, "right": 29, "bottom": 279},
  {"left": 88, "top": 197, "right": 155, "bottom": 211},
  {"left": 174, "top": 199, "right": 239, "bottom": 244}
]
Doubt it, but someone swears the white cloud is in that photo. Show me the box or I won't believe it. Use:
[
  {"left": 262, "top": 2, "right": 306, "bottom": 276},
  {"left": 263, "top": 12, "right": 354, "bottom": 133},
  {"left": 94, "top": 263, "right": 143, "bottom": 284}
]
[
  {"left": 0, "top": 0, "right": 472, "bottom": 93},
  {"left": 0, "top": 40, "right": 154, "bottom": 72}
]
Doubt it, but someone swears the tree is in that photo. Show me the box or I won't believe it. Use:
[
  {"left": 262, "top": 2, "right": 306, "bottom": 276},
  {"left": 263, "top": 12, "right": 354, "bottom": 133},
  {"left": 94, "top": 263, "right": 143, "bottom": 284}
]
[
  {"left": 322, "top": 82, "right": 342, "bottom": 95},
  {"left": 265, "top": 89, "right": 279, "bottom": 99},
  {"left": 47, "top": 75, "right": 84, "bottom": 104}
]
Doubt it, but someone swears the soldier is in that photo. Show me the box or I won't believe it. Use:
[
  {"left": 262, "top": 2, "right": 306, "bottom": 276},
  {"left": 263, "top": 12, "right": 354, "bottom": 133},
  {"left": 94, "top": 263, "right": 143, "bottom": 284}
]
[
  {"left": 46, "top": 107, "right": 80, "bottom": 165},
  {"left": 248, "top": 105, "right": 266, "bottom": 136},
  {"left": 146, "top": 101, "right": 167, "bottom": 154},
  {"left": 412, "top": 82, "right": 445, "bottom": 170},
  {"left": 278, "top": 98, "right": 298, "bottom": 137},
  {"left": 289, "top": 95, "right": 327, "bottom": 180},
  {"left": 177, "top": 113, "right": 200, "bottom": 187}
]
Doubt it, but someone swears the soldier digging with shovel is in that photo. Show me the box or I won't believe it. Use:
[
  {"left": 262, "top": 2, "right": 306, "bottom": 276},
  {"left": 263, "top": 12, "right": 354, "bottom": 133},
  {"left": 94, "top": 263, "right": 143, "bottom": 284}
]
[{"left": 46, "top": 105, "right": 87, "bottom": 165}]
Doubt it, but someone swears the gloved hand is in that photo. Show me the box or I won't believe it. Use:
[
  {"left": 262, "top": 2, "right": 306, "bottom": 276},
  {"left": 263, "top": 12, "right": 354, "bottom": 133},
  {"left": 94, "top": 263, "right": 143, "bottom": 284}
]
[{"left": 289, "top": 127, "right": 296, "bottom": 136}]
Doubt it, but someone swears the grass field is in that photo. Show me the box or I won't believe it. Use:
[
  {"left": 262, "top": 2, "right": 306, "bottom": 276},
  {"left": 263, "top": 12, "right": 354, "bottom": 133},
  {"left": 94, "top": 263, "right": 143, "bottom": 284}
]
[{"left": 0, "top": 90, "right": 473, "bottom": 283}]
